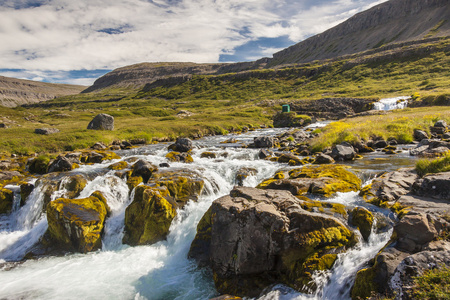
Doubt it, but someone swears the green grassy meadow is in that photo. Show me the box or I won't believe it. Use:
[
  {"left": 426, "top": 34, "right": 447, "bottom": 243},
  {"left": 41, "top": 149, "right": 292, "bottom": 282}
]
[{"left": 0, "top": 38, "right": 449, "bottom": 155}]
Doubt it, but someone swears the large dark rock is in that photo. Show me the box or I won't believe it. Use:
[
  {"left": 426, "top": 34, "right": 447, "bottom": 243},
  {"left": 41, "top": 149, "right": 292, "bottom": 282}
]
[
  {"left": 331, "top": 143, "right": 356, "bottom": 161},
  {"left": 413, "top": 129, "right": 429, "bottom": 141},
  {"left": 189, "top": 187, "right": 356, "bottom": 297},
  {"left": 252, "top": 136, "right": 274, "bottom": 148},
  {"left": 412, "top": 172, "right": 450, "bottom": 200},
  {"left": 434, "top": 120, "right": 448, "bottom": 128},
  {"left": 87, "top": 113, "right": 114, "bottom": 130},
  {"left": 131, "top": 159, "right": 158, "bottom": 183},
  {"left": 47, "top": 155, "right": 73, "bottom": 173},
  {"left": 168, "top": 137, "right": 193, "bottom": 152},
  {"left": 313, "top": 153, "right": 335, "bottom": 164}
]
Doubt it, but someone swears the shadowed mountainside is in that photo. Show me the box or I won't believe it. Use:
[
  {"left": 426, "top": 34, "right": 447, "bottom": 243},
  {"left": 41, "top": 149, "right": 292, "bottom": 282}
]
[{"left": 0, "top": 76, "right": 85, "bottom": 107}]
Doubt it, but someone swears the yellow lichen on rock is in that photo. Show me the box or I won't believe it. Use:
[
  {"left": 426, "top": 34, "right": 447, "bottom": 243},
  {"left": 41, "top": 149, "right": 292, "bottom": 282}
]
[
  {"left": 108, "top": 161, "right": 128, "bottom": 170},
  {"left": 123, "top": 185, "right": 177, "bottom": 246},
  {"left": 46, "top": 191, "right": 109, "bottom": 253},
  {"left": 0, "top": 188, "right": 14, "bottom": 214}
]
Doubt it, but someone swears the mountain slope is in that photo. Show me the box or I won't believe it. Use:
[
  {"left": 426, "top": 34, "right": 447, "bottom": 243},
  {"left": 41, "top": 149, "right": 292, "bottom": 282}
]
[
  {"left": 269, "top": 0, "right": 450, "bottom": 66},
  {"left": 0, "top": 76, "right": 85, "bottom": 107}
]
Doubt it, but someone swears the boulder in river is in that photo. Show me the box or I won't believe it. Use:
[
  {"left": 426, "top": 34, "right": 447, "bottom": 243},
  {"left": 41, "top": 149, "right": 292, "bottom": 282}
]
[
  {"left": 87, "top": 113, "right": 114, "bottom": 130},
  {"left": 258, "top": 165, "right": 361, "bottom": 197},
  {"left": 45, "top": 191, "right": 110, "bottom": 253},
  {"left": 131, "top": 159, "right": 158, "bottom": 183},
  {"left": 189, "top": 187, "right": 356, "bottom": 297},
  {"left": 0, "top": 187, "right": 14, "bottom": 214},
  {"left": 413, "top": 129, "right": 429, "bottom": 141},
  {"left": 149, "top": 168, "right": 204, "bottom": 206},
  {"left": 168, "top": 137, "right": 193, "bottom": 152},
  {"left": 123, "top": 185, "right": 177, "bottom": 246},
  {"left": 47, "top": 155, "right": 73, "bottom": 173},
  {"left": 165, "top": 151, "right": 194, "bottom": 163},
  {"left": 331, "top": 142, "right": 356, "bottom": 161}
]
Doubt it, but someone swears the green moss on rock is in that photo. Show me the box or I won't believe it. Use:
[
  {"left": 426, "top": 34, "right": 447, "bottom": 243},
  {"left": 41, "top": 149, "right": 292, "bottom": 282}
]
[
  {"left": 126, "top": 175, "right": 143, "bottom": 191},
  {"left": 123, "top": 185, "right": 177, "bottom": 246},
  {"left": 350, "top": 207, "right": 374, "bottom": 241},
  {"left": 46, "top": 191, "right": 109, "bottom": 253},
  {"left": 60, "top": 175, "right": 88, "bottom": 199},
  {"left": 0, "top": 188, "right": 14, "bottom": 214},
  {"left": 108, "top": 161, "right": 128, "bottom": 170},
  {"left": 29, "top": 155, "right": 51, "bottom": 174},
  {"left": 351, "top": 267, "right": 378, "bottom": 300}
]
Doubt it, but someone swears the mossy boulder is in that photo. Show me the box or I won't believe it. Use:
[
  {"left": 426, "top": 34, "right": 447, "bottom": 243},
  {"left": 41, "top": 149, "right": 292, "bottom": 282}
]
[
  {"left": 29, "top": 155, "right": 51, "bottom": 174},
  {"left": 45, "top": 191, "right": 109, "bottom": 253},
  {"left": 351, "top": 266, "right": 378, "bottom": 299},
  {"left": 189, "top": 187, "right": 356, "bottom": 297},
  {"left": 20, "top": 182, "right": 34, "bottom": 206},
  {"left": 165, "top": 151, "right": 194, "bottom": 163},
  {"left": 0, "top": 188, "right": 14, "bottom": 214},
  {"left": 131, "top": 159, "right": 158, "bottom": 182},
  {"left": 108, "top": 161, "right": 128, "bottom": 170},
  {"left": 149, "top": 168, "right": 204, "bottom": 206},
  {"left": 123, "top": 185, "right": 177, "bottom": 246},
  {"left": 350, "top": 207, "right": 374, "bottom": 241},
  {"left": 258, "top": 165, "right": 361, "bottom": 197},
  {"left": 200, "top": 152, "right": 217, "bottom": 159},
  {"left": 60, "top": 175, "right": 88, "bottom": 199},
  {"left": 126, "top": 175, "right": 143, "bottom": 191}
]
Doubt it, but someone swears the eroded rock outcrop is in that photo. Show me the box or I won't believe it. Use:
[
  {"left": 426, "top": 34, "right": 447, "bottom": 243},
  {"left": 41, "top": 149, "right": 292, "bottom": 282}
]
[{"left": 189, "top": 187, "right": 357, "bottom": 297}]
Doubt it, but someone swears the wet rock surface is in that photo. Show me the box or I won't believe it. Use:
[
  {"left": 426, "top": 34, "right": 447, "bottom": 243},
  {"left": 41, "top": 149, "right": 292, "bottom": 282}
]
[{"left": 189, "top": 187, "right": 356, "bottom": 297}]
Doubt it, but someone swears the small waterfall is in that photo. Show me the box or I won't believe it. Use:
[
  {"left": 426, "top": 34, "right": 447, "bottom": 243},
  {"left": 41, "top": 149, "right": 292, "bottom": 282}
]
[
  {"left": 373, "top": 96, "right": 409, "bottom": 111},
  {"left": 0, "top": 127, "right": 407, "bottom": 299}
]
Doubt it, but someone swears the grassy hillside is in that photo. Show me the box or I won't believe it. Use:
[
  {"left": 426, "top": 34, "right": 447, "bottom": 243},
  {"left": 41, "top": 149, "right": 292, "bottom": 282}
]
[{"left": 0, "top": 38, "right": 449, "bottom": 155}]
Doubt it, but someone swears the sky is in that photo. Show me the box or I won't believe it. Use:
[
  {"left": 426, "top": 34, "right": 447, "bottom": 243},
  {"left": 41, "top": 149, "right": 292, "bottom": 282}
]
[{"left": 0, "top": 0, "right": 388, "bottom": 86}]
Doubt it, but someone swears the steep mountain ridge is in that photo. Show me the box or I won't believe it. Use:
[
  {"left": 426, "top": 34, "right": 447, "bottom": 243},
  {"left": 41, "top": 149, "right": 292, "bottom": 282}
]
[
  {"left": 0, "top": 76, "right": 85, "bottom": 107},
  {"left": 83, "top": 0, "right": 450, "bottom": 93},
  {"left": 269, "top": 0, "right": 450, "bottom": 66}
]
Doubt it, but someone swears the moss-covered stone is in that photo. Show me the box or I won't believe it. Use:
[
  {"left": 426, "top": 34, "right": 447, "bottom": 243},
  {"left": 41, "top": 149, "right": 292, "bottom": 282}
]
[
  {"left": 300, "top": 199, "right": 348, "bottom": 218},
  {"left": 289, "top": 165, "right": 361, "bottom": 197},
  {"left": 200, "top": 152, "right": 217, "bottom": 159},
  {"left": 166, "top": 151, "right": 194, "bottom": 163},
  {"left": 350, "top": 207, "right": 374, "bottom": 241},
  {"left": 126, "top": 175, "right": 143, "bottom": 191},
  {"left": 29, "top": 155, "right": 51, "bottom": 174},
  {"left": 0, "top": 188, "right": 14, "bottom": 214},
  {"left": 188, "top": 206, "right": 213, "bottom": 267},
  {"left": 108, "top": 161, "right": 128, "bottom": 170},
  {"left": 351, "top": 266, "right": 378, "bottom": 300},
  {"left": 123, "top": 185, "right": 177, "bottom": 246},
  {"left": 20, "top": 182, "right": 34, "bottom": 206},
  {"left": 46, "top": 191, "right": 109, "bottom": 253},
  {"left": 60, "top": 175, "right": 88, "bottom": 199},
  {"left": 149, "top": 169, "right": 204, "bottom": 206}
]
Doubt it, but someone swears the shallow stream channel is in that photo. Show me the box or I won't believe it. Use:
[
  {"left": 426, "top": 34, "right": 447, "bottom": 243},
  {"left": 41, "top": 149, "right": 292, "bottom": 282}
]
[{"left": 0, "top": 119, "right": 419, "bottom": 300}]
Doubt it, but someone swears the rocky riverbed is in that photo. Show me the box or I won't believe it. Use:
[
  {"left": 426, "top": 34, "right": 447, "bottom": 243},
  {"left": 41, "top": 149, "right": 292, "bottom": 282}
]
[{"left": 0, "top": 120, "right": 449, "bottom": 300}]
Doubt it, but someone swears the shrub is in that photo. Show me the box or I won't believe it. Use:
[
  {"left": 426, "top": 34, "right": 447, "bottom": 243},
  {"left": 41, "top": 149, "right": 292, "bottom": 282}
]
[
  {"left": 412, "top": 265, "right": 450, "bottom": 300},
  {"left": 416, "top": 152, "right": 450, "bottom": 177}
]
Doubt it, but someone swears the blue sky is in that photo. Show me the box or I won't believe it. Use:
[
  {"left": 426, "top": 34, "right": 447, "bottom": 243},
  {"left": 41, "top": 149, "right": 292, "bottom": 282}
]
[{"left": 0, "top": 0, "right": 387, "bottom": 86}]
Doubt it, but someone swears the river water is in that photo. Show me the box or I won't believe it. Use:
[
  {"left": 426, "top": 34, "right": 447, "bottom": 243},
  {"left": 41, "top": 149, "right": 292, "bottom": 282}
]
[{"left": 0, "top": 126, "right": 417, "bottom": 300}]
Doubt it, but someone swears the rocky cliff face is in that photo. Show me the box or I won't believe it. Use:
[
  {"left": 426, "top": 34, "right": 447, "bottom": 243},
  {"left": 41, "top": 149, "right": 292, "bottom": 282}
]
[
  {"left": 269, "top": 0, "right": 450, "bottom": 66},
  {"left": 0, "top": 76, "right": 85, "bottom": 108}
]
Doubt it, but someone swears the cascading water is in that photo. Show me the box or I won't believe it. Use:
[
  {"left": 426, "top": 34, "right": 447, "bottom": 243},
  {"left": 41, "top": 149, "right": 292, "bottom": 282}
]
[
  {"left": 0, "top": 127, "right": 411, "bottom": 299},
  {"left": 373, "top": 96, "right": 410, "bottom": 111}
]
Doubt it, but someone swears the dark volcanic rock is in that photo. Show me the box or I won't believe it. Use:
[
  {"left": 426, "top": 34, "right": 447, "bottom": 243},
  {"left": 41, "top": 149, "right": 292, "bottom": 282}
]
[
  {"left": 289, "top": 98, "right": 374, "bottom": 119},
  {"left": 87, "top": 113, "right": 114, "bottom": 130},
  {"left": 252, "top": 136, "right": 274, "bottom": 148},
  {"left": 189, "top": 187, "right": 356, "bottom": 297},
  {"left": 313, "top": 153, "right": 335, "bottom": 164},
  {"left": 413, "top": 129, "right": 428, "bottom": 141},
  {"left": 131, "top": 159, "right": 158, "bottom": 183}
]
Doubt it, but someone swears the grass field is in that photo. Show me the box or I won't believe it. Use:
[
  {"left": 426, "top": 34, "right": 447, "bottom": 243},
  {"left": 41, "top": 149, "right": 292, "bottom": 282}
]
[{"left": 0, "top": 39, "right": 449, "bottom": 155}]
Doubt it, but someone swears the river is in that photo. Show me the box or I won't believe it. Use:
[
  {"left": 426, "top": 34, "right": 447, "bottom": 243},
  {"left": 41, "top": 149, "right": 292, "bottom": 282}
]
[{"left": 0, "top": 125, "right": 417, "bottom": 300}]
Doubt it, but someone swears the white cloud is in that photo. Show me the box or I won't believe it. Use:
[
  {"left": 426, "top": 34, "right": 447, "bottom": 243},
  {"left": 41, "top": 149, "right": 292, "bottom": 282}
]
[{"left": 0, "top": 0, "right": 388, "bottom": 83}]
